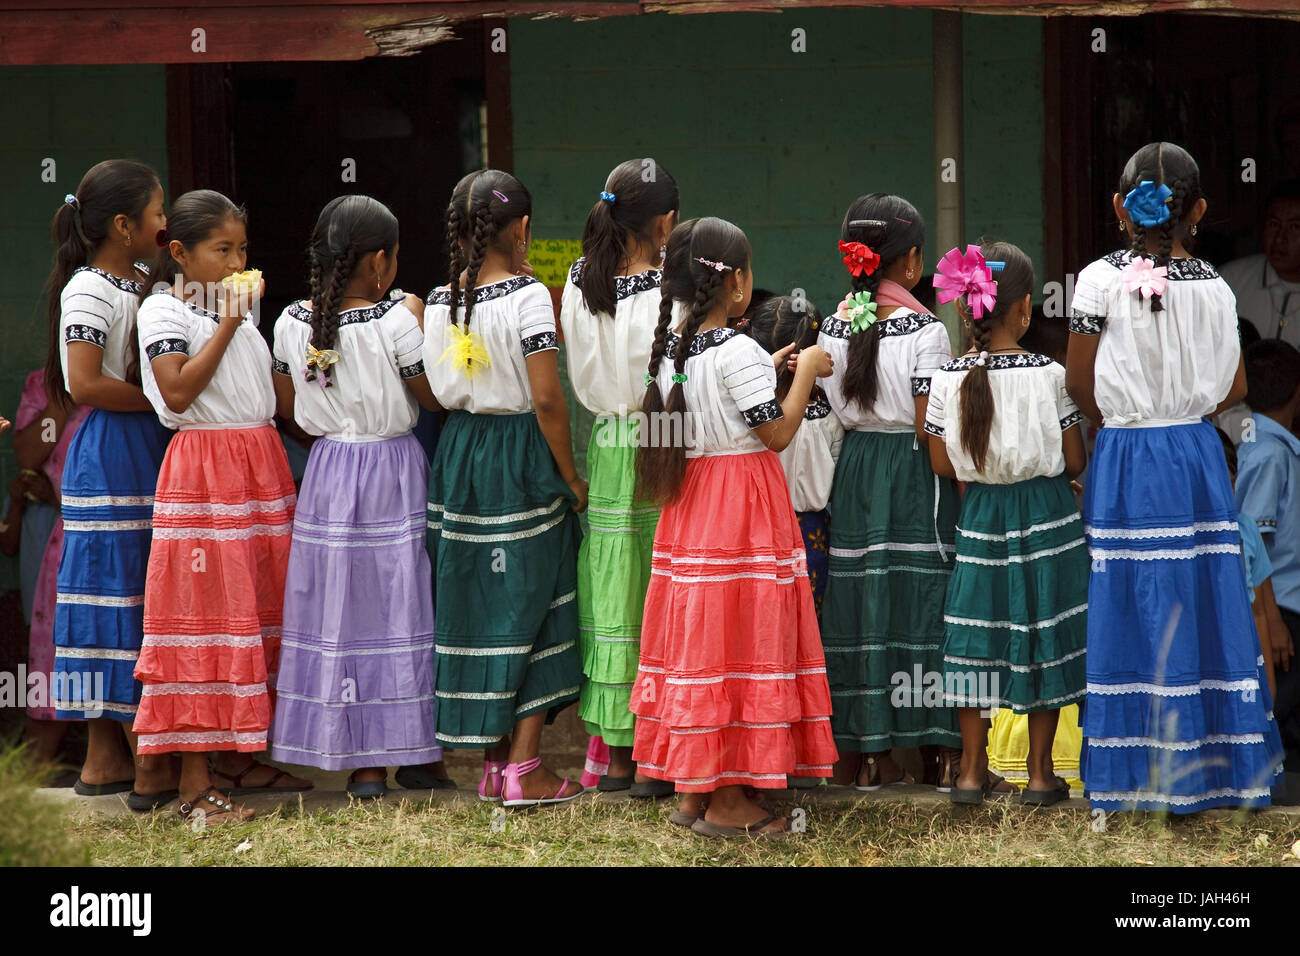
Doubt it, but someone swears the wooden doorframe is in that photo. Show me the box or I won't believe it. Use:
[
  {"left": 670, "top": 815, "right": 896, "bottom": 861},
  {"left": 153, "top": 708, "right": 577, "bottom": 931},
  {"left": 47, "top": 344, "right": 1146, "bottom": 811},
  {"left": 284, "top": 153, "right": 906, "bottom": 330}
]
[
  {"left": 165, "top": 64, "right": 236, "bottom": 199},
  {"left": 1041, "top": 16, "right": 1095, "bottom": 293}
]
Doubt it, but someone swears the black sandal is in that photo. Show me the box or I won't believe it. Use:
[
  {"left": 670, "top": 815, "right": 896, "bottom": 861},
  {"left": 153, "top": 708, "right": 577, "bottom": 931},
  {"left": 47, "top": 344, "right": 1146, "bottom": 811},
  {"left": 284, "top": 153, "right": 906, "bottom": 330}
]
[{"left": 210, "top": 760, "right": 312, "bottom": 796}]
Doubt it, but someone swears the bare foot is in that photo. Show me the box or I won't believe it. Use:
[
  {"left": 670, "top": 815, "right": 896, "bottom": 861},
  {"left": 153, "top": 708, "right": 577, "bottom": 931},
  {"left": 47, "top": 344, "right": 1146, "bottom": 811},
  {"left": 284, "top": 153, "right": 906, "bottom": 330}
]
[
  {"left": 210, "top": 754, "right": 312, "bottom": 791},
  {"left": 512, "top": 762, "right": 582, "bottom": 801}
]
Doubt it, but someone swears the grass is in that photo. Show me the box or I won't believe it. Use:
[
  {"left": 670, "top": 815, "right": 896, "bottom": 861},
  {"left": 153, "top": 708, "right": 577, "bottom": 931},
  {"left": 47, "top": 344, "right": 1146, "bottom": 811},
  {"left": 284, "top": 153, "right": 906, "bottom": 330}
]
[
  {"left": 43, "top": 793, "right": 1300, "bottom": 867},
  {"left": 0, "top": 745, "right": 91, "bottom": 866}
]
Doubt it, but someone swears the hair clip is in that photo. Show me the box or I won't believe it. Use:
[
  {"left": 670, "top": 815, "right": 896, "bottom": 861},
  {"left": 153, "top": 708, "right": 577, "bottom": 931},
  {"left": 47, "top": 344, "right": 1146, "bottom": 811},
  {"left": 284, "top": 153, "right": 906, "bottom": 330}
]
[
  {"left": 671, "top": 372, "right": 688, "bottom": 384},
  {"left": 984, "top": 261, "right": 1006, "bottom": 272},
  {"left": 810, "top": 319, "right": 819, "bottom": 331},
  {"left": 63, "top": 193, "right": 79, "bottom": 208},
  {"left": 1123, "top": 180, "right": 1173, "bottom": 228},
  {"left": 696, "top": 257, "right": 732, "bottom": 272},
  {"left": 600, "top": 191, "right": 616, "bottom": 204},
  {"left": 848, "top": 219, "right": 887, "bottom": 229},
  {"left": 840, "top": 290, "right": 879, "bottom": 334},
  {"left": 975, "top": 350, "right": 989, "bottom": 367},
  {"left": 934, "top": 245, "right": 998, "bottom": 319},
  {"left": 893, "top": 217, "right": 913, "bottom": 224},
  {"left": 839, "top": 240, "right": 880, "bottom": 279},
  {"left": 492, "top": 189, "right": 510, "bottom": 203},
  {"left": 644, "top": 371, "right": 653, "bottom": 387}
]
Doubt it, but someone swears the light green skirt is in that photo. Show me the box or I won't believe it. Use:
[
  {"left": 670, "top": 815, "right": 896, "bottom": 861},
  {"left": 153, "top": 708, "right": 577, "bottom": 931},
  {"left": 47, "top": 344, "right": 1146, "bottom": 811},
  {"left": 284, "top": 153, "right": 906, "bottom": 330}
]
[{"left": 577, "top": 417, "right": 659, "bottom": 747}]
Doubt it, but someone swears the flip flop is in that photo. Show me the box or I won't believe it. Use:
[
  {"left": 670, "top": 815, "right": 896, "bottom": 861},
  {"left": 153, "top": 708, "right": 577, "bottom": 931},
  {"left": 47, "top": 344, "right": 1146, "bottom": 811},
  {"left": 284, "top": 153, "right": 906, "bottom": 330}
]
[
  {"left": 73, "top": 777, "right": 133, "bottom": 796},
  {"left": 669, "top": 810, "right": 701, "bottom": 828},
  {"left": 691, "top": 813, "right": 789, "bottom": 840},
  {"left": 394, "top": 765, "right": 458, "bottom": 790},
  {"left": 628, "top": 779, "right": 675, "bottom": 799},
  {"left": 597, "top": 774, "right": 634, "bottom": 792},
  {"left": 950, "top": 771, "right": 1015, "bottom": 805},
  {"left": 1022, "top": 775, "right": 1071, "bottom": 806},
  {"left": 125, "top": 789, "right": 179, "bottom": 812},
  {"left": 346, "top": 778, "right": 387, "bottom": 800},
  {"left": 212, "top": 763, "right": 313, "bottom": 796}
]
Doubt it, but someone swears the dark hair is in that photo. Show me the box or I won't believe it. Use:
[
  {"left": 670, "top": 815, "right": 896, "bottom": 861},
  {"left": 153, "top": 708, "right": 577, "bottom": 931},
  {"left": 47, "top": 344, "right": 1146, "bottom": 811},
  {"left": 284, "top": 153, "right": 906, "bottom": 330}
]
[
  {"left": 444, "top": 169, "right": 532, "bottom": 333},
  {"left": 306, "top": 195, "right": 398, "bottom": 385},
  {"left": 579, "top": 158, "right": 678, "bottom": 317},
  {"left": 955, "top": 241, "right": 1035, "bottom": 475},
  {"left": 1216, "top": 425, "right": 1237, "bottom": 478},
  {"left": 1118, "top": 142, "right": 1203, "bottom": 313},
  {"left": 745, "top": 295, "right": 823, "bottom": 401},
  {"left": 1245, "top": 339, "right": 1300, "bottom": 412},
  {"left": 838, "top": 193, "right": 926, "bottom": 412},
  {"left": 636, "top": 216, "right": 751, "bottom": 505},
  {"left": 44, "top": 159, "right": 160, "bottom": 405},
  {"left": 141, "top": 189, "right": 247, "bottom": 303},
  {"left": 736, "top": 287, "right": 777, "bottom": 330},
  {"left": 1239, "top": 316, "right": 1261, "bottom": 352}
]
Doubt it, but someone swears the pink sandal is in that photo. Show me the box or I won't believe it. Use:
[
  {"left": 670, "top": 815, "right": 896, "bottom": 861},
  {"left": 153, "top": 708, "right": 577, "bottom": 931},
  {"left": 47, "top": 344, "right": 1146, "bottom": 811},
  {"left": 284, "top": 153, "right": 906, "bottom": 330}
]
[
  {"left": 501, "top": 757, "right": 584, "bottom": 808},
  {"left": 478, "top": 759, "right": 508, "bottom": 803}
]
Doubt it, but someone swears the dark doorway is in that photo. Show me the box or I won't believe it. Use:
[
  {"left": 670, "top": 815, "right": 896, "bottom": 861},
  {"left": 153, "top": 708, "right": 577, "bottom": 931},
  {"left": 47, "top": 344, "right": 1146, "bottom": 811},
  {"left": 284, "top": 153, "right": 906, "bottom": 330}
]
[
  {"left": 1045, "top": 12, "right": 1300, "bottom": 283},
  {"left": 167, "top": 22, "right": 494, "bottom": 325}
]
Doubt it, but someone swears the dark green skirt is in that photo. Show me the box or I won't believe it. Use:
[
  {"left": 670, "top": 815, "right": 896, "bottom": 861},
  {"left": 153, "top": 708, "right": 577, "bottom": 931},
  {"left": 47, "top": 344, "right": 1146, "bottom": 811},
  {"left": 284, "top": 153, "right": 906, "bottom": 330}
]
[
  {"left": 941, "top": 476, "right": 1087, "bottom": 713},
  {"left": 821, "top": 429, "right": 960, "bottom": 751},
  {"left": 427, "top": 411, "right": 584, "bottom": 748}
]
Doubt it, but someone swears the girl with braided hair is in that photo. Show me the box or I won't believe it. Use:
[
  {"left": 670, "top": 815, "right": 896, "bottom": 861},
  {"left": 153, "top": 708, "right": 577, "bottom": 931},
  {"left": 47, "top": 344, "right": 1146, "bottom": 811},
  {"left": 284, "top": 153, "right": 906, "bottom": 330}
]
[
  {"left": 925, "top": 241, "right": 1088, "bottom": 806},
  {"left": 630, "top": 217, "right": 838, "bottom": 837},
  {"left": 134, "top": 190, "right": 311, "bottom": 822},
  {"left": 267, "top": 195, "right": 451, "bottom": 797},
  {"left": 816, "top": 194, "right": 967, "bottom": 793},
  {"left": 42, "top": 161, "right": 170, "bottom": 802},
  {"left": 1067, "top": 142, "right": 1283, "bottom": 812},
  {"left": 559, "top": 158, "right": 678, "bottom": 794},
  {"left": 422, "top": 170, "right": 588, "bottom": 808}
]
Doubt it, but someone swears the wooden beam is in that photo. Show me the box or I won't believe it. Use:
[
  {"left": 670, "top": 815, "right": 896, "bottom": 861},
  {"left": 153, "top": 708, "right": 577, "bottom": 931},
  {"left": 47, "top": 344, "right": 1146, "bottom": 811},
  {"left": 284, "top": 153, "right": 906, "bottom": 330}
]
[{"left": 483, "top": 16, "right": 513, "bottom": 172}]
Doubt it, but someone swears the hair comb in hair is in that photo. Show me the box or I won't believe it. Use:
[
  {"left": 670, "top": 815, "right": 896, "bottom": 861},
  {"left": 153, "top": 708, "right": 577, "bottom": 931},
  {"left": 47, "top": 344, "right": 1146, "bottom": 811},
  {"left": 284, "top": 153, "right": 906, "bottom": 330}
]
[
  {"left": 600, "top": 191, "right": 616, "bottom": 204},
  {"left": 1123, "top": 180, "right": 1173, "bottom": 228},
  {"left": 838, "top": 240, "right": 880, "bottom": 278},
  {"left": 848, "top": 219, "right": 887, "bottom": 229},
  {"left": 696, "top": 257, "right": 732, "bottom": 272},
  {"left": 934, "top": 245, "right": 998, "bottom": 319},
  {"left": 492, "top": 189, "right": 510, "bottom": 203}
]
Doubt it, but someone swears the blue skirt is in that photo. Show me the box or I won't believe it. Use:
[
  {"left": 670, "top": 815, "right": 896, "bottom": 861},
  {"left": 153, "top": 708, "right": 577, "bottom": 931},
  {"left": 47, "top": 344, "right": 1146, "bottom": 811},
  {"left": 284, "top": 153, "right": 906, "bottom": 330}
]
[
  {"left": 53, "top": 409, "right": 171, "bottom": 721},
  {"left": 1080, "top": 419, "right": 1282, "bottom": 812}
]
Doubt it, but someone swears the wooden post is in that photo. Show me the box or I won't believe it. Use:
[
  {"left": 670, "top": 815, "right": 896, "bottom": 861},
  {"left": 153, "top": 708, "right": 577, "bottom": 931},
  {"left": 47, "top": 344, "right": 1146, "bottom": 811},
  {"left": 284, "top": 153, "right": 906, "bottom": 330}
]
[{"left": 932, "top": 10, "right": 965, "bottom": 348}]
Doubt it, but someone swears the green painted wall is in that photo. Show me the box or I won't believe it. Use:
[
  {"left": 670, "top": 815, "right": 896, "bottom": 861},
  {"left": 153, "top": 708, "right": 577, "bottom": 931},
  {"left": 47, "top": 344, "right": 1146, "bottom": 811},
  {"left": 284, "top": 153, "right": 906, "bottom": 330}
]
[
  {"left": 510, "top": 9, "right": 1044, "bottom": 312},
  {"left": 0, "top": 65, "right": 169, "bottom": 589}
]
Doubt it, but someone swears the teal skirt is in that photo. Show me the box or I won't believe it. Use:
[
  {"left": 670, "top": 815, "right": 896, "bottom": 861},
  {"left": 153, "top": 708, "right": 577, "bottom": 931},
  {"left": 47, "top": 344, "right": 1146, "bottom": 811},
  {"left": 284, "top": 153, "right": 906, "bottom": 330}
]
[
  {"left": 941, "top": 476, "right": 1088, "bottom": 713},
  {"left": 821, "top": 430, "right": 960, "bottom": 751},
  {"left": 427, "top": 411, "right": 584, "bottom": 748}
]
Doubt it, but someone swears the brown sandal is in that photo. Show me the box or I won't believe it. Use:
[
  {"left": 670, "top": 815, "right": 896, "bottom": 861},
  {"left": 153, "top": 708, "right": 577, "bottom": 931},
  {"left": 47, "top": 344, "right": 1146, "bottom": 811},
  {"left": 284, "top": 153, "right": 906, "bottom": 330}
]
[
  {"left": 210, "top": 760, "right": 312, "bottom": 796},
  {"left": 177, "top": 787, "right": 255, "bottom": 824},
  {"left": 854, "top": 754, "right": 915, "bottom": 791}
]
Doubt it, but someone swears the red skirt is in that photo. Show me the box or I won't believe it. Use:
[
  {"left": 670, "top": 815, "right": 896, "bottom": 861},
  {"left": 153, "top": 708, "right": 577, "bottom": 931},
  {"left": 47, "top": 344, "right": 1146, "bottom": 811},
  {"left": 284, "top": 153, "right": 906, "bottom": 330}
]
[
  {"left": 630, "top": 450, "right": 838, "bottom": 791},
  {"left": 133, "top": 425, "right": 295, "bottom": 753}
]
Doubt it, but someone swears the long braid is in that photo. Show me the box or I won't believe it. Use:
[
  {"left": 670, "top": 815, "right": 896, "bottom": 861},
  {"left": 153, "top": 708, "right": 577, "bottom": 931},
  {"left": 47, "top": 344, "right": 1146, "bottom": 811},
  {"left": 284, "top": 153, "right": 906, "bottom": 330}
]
[
  {"left": 1151, "top": 178, "right": 1188, "bottom": 314},
  {"left": 634, "top": 286, "right": 679, "bottom": 503},
  {"left": 958, "top": 311, "right": 996, "bottom": 473},
  {"left": 461, "top": 199, "right": 492, "bottom": 332},
  {"left": 309, "top": 246, "right": 354, "bottom": 385},
  {"left": 445, "top": 206, "right": 464, "bottom": 325},
  {"left": 842, "top": 221, "right": 892, "bottom": 411}
]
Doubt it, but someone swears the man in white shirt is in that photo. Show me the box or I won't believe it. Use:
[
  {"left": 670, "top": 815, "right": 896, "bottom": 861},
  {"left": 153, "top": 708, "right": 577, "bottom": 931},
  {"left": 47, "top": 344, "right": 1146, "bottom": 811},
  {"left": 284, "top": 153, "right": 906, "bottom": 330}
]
[{"left": 1221, "top": 180, "right": 1300, "bottom": 347}]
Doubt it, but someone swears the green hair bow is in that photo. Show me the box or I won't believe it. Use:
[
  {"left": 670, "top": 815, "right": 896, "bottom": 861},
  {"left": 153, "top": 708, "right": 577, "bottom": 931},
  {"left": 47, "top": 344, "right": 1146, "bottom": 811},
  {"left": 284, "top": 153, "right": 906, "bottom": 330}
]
[{"left": 843, "top": 290, "right": 878, "bottom": 334}]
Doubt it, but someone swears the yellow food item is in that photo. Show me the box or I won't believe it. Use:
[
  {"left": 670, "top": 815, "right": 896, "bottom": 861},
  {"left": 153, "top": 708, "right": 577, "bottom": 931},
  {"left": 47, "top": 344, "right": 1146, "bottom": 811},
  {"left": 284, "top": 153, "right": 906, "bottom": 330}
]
[{"left": 222, "top": 269, "right": 262, "bottom": 295}]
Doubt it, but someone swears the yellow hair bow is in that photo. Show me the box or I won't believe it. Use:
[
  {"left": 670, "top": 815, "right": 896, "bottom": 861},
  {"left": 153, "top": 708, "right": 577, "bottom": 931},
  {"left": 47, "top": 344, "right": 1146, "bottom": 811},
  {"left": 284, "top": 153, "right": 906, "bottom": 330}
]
[
  {"left": 305, "top": 343, "right": 341, "bottom": 387},
  {"left": 437, "top": 323, "right": 491, "bottom": 380}
]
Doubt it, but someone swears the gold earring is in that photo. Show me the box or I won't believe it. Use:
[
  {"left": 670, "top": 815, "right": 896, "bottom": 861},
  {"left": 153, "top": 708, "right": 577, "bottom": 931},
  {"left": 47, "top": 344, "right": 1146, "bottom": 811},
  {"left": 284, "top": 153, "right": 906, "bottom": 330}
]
[
  {"left": 906, "top": 269, "right": 914, "bottom": 279},
  {"left": 1119, "top": 221, "right": 1127, "bottom": 234},
  {"left": 733, "top": 291, "right": 743, "bottom": 301},
  {"left": 123, "top": 233, "right": 131, "bottom": 247},
  {"left": 1190, "top": 223, "right": 1198, "bottom": 236}
]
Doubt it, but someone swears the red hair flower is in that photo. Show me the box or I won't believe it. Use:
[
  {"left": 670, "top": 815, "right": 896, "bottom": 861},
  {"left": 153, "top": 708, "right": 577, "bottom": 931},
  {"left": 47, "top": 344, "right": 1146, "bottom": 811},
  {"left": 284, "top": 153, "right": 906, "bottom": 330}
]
[{"left": 838, "top": 241, "right": 880, "bottom": 279}]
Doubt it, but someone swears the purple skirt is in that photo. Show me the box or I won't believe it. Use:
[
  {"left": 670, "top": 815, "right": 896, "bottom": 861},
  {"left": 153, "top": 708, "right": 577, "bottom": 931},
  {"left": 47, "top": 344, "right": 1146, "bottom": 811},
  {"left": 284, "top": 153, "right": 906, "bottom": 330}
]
[{"left": 269, "top": 432, "right": 441, "bottom": 770}]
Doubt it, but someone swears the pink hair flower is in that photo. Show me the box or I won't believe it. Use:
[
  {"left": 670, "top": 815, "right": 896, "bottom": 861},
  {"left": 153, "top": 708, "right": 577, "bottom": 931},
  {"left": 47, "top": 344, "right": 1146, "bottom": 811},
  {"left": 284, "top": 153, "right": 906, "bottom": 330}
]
[
  {"left": 933, "top": 245, "right": 998, "bottom": 319},
  {"left": 1119, "top": 256, "right": 1168, "bottom": 299}
]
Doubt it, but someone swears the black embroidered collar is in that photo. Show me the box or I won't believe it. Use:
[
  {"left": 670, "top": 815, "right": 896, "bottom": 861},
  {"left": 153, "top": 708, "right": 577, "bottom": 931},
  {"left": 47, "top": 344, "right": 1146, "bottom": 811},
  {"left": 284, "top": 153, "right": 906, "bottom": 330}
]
[
  {"left": 664, "top": 326, "right": 738, "bottom": 359},
  {"left": 289, "top": 298, "right": 400, "bottom": 326},
  {"left": 941, "top": 352, "right": 1054, "bottom": 372},
  {"left": 805, "top": 395, "right": 833, "bottom": 420},
  {"left": 75, "top": 266, "right": 142, "bottom": 293},
  {"left": 1101, "top": 249, "right": 1220, "bottom": 280},
  {"left": 426, "top": 275, "right": 540, "bottom": 307},
  {"left": 820, "top": 309, "right": 937, "bottom": 340},
  {"left": 569, "top": 257, "right": 663, "bottom": 301}
]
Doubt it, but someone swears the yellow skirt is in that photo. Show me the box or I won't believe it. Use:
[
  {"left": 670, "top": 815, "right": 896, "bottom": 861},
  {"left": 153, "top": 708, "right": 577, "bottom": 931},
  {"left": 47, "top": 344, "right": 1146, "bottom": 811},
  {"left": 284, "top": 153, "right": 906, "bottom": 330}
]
[{"left": 986, "top": 704, "right": 1083, "bottom": 793}]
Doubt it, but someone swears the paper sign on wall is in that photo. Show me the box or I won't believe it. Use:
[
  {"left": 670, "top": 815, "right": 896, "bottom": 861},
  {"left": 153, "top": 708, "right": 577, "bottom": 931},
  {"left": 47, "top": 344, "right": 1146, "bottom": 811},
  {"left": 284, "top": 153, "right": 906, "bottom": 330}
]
[{"left": 529, "top": 239, "right": 583, "bottom": 288}]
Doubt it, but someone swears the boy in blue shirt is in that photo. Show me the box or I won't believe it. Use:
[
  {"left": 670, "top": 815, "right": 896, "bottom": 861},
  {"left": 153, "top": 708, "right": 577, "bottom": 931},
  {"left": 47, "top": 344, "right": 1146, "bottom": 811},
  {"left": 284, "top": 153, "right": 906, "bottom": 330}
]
[{"left": 1237, "top": 340, "right": 1300, "bottom": 800}]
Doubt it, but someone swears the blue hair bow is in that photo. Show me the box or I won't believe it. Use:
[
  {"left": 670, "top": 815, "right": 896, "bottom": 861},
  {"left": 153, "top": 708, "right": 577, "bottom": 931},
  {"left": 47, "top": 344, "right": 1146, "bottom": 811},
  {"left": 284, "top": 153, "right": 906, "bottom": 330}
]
[{"left": 600, "top": 191, "right": 616, "bottom": 204}]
